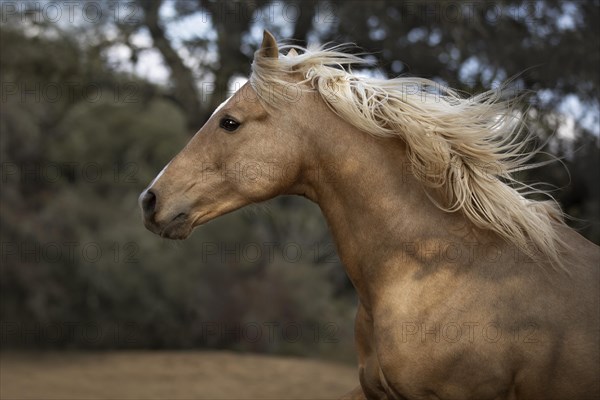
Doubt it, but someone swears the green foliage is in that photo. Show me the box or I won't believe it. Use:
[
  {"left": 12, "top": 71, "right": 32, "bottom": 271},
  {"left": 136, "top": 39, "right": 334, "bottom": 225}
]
[
  {"left": 0, "top": 26, "right": 354, "bottom": 359},
  {"left": 1, "top": 1, "right": 598, "bottom": 362}
]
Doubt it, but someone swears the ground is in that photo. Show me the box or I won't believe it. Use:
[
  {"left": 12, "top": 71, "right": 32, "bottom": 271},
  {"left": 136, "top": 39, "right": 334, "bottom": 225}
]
[{"left": 0, "top": 351, "right": 357, "bottom": 400}]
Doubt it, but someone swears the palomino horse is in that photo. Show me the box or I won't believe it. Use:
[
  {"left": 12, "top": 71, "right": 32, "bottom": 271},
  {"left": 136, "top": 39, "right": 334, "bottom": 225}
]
[{"left": 140, "top": 31, "right": 599, "bottom": 399}]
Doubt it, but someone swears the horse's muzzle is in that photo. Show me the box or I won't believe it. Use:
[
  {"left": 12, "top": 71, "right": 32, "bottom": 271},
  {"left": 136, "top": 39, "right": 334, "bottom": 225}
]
[
  {"left": 139, "top": 189, "right": 191, "bottom": 239},
  {"left": 140, "top": 189, "right": 157, "bottom": 219}
]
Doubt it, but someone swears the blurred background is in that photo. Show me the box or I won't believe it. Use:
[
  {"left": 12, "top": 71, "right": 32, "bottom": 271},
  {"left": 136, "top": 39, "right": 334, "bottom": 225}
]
[{"left": 1, "top": 0, "right": 598, "bottom": 398}]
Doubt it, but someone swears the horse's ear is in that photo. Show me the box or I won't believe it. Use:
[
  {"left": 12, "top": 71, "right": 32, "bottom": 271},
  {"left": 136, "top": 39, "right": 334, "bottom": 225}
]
[
  {"left": 287, "top": 48, "right": 298, "bottom": 57},
  {"left": 259, "top": 30, "right": 279, "bottom": 58}
]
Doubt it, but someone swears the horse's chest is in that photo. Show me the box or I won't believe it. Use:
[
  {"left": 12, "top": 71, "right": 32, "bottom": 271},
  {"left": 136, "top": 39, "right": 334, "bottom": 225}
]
[{"left": 368, "top": 294, "right": 516, "bottom": 399}]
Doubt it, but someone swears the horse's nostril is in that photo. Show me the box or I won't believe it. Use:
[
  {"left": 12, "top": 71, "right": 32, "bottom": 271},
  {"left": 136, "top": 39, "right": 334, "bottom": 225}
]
[{"left": 141, "top": 189, "right": 157, "bottom": 217}]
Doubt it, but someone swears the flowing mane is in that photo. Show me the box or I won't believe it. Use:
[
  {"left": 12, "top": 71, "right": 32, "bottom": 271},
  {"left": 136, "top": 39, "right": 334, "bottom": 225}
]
[{"left": 250, "top": 42, "right": 569, "bottom": 269}]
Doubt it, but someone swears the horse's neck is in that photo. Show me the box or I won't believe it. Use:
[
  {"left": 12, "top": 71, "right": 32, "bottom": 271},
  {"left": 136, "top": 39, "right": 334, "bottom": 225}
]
[{"left": 294, "top": 120, "right": 472, "bottom": 308}]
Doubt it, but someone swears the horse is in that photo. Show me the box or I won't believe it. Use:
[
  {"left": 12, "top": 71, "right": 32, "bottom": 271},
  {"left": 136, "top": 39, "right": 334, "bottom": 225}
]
[{"left": 139, "top": 31, "right": 600, "bottom": 400}]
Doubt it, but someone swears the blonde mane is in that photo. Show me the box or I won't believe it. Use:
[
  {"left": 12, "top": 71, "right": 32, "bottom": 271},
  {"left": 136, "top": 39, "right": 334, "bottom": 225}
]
[{"left": 250, "top": 42, "right": 569, "bottom": 269}]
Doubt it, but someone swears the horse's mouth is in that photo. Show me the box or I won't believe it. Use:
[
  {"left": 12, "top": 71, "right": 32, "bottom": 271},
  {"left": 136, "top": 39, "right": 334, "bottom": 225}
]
[
  {"left": 159, "top": 213, "right": 192, "bottom": 240},
  {"left": 158, "top": 211, "right": 213, "bottom": 240}
]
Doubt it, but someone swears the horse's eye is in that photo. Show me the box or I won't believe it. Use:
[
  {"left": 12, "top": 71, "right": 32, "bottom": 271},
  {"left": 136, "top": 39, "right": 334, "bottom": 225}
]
[{"left": 219, "top": 118, "right": 240, "bottom": 132}]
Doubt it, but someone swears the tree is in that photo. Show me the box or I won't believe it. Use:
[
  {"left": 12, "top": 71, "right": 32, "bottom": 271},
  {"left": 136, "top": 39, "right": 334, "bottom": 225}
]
[{"left": 1, "top": 0, "right": 597, "bottom": 354}]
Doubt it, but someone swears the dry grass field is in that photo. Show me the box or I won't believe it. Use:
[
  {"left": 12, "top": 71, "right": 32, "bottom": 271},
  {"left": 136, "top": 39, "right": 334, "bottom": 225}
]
[{"left": 0, "top": 351, "right": 357, "bottom": 400}]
